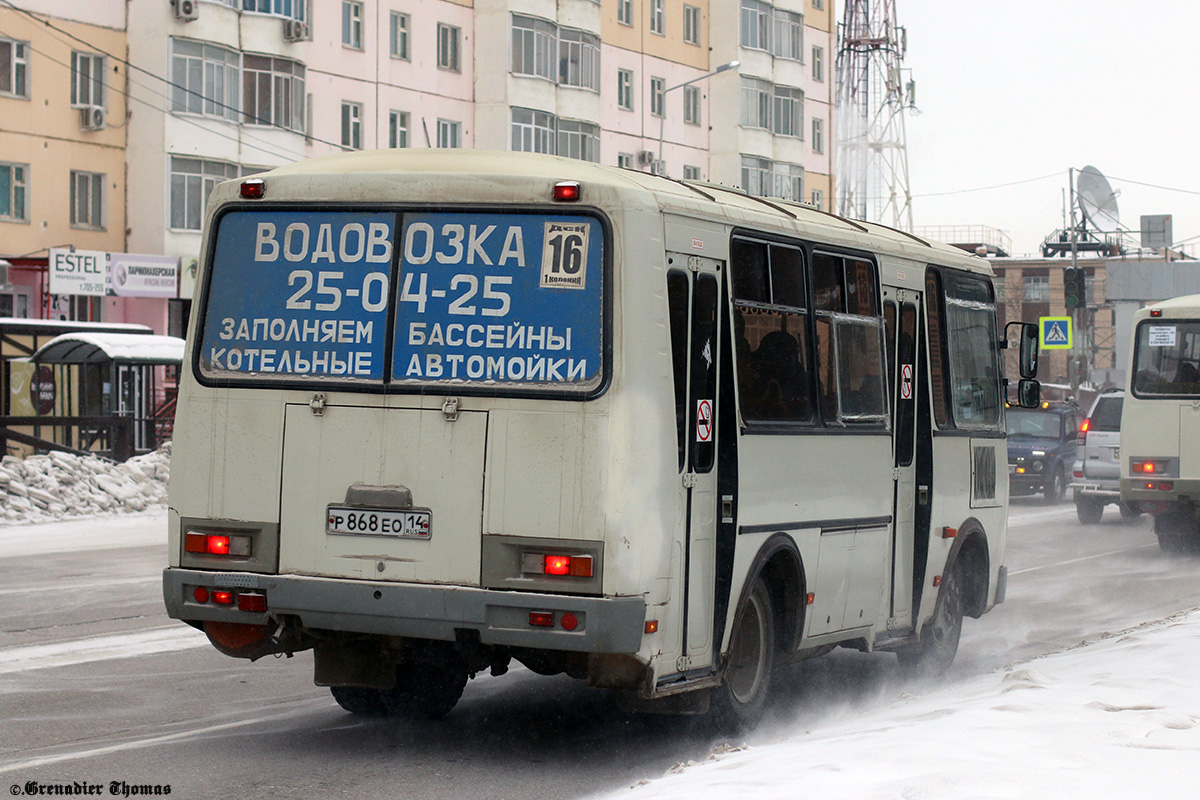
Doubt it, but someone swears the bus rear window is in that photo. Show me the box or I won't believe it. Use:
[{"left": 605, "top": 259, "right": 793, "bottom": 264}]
[
  {"left": 198, "top": 209, "right": 605, "bottom": 395},
  {"left": 1133, "top": 320, "right": 1200, "bottom": 397}
]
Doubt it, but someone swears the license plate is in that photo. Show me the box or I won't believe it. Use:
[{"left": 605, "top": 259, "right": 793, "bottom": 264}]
[{"left": 326, "top": 506, "right": 432, "bottom": 539}]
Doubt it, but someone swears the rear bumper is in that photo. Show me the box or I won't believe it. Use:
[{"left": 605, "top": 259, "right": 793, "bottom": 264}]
[
  {"left": 1070, "top": 481, "right": 1120, "bottom": 500},
  {"left": 163, "top": 568, "right": 647, "bottom": 654}
]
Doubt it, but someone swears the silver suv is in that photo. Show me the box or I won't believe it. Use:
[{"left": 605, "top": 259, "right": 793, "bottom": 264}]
[{"left": 1071, "top": 391, "right": 1141, "bottom": 523}]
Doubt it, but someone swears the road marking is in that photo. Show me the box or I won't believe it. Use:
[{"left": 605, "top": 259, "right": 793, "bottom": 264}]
[
  {"left": 1009, "top": 544, "right": 1158, "bottom": 576},
  {"left": 0, "top": 702, "right": 327, "bottom": 774},
  {"left": 0, "top": 576, "right": 158, "bottom": 596},
  {"left": 0, "top": 626, "right": 209, "bottom": 674}
]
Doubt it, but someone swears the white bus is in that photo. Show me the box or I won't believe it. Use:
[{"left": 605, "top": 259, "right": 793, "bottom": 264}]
[
  {"left": 1122, "top": 295, "right": 1200, "bottom": 553},
  {"left": 163, "top": 150, "right": 1038, "bottom": 728}
]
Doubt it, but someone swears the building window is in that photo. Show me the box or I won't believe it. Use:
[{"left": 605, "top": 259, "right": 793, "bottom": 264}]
[
  {"left": 558, "top": 28, "right": 601, "bottom": 91},
  {"left": 812, "top": 45, "right": 824, "bottom": 82},
  {"left": 389, "top": 110, "right": 409, "bottom": 147},
  {"left": 617, "top": 153, "right": 633, "bottom": 169},
  {"left": 772, "top": 8, "right": 802, "bottom": 61},
  {"left": 512, "top": 15, "right": 556, "bottom": 80},
  {"left": 650, "top": 0, "right": 664, "bottom": 35},
  {"left": 650, "top": 76, "right": 665, "bottom": 117},
  {"left": 683, "top": 5, "right": 701, "bottom": 44},
  {"left": 0, "top": 162, "right": 28, "bottom": 222},
  {"left": 390, "top": 12, "right": 411, "bottom": 60},
  {"left": 237, "top": 0, "right": 306, "bottom": 19},
  {"left": 617, "top": 0, "right": 633, "bottom": 26},
  {"left": 437, "top": 119, "right": 461, "bottom": 148},
  {"left": 741, "top": 0, "right": 771, "bottom": 51},
  {"left": 773, "top": 84, "right": 802, "bottom": 137},
  {"left": 70, "top": 170, "right": 105, "bottom": 230},
  {"left": 812, "top": 117, "right": 824, "bottom": 153},
  {"left": 558, "top": 118, "right": 600, "bottom": 162},
  {"left": 617, "top": 68, "right": 634, "bottom": 111},
  {"left": 171, "top": 39, "right": 240, "bottom": 121},
  {"left": 438, "top": 24, "right": 461, "bottom": 72},
  {"left": 741, "top": 155, "right": 803, "bottom": 201},
  {"left": 773, "top": 162, "right": 804, "bottom": 201},
  {"left": 0, "top": 38, "right": 29, "bottom": 99},
  {"left": 683, "top": 85, "right": 701, "bottom": 125},
  {"left": 683, "top": 165, "right": 701, "bottom": 180},
  {"left": 243, "top": 55, "right": 305, "bottom": 130},
  {"left": 71, "top": 51, "right": 105, "bottom": 109},
  {"left": 1024, "top": 274, "right": 1049, "bottom": 302},
  {"left": 512, "top": 107, "right": 556, "bottom": 154},
  {"left": 812, "top": 0, "right": 823, "bottom": 9},
  {"left": 0, "top": 287, "right": 31, "bottom": 318},
  {"left": 341, "top": 101, "right": 362, "bottom": 149},
  {"left": 342, "top": 1, "right": 363, "bottom": 49},
  {"left": 811, "top": 188, "right": 823, "bottom": 209},
  {"left": 170, "top": 156, "right": 239, "bottom": 230},
  {"left": 740, "top": 76, "right": 771, "bottom": 129}
]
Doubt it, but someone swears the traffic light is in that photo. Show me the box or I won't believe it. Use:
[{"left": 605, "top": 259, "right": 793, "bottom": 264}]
[{"left": 1063, "top": 267, "right": 1085, "bottom": 309}]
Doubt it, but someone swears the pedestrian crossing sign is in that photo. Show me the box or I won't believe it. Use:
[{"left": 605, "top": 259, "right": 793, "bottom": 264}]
[{"left": 1040, "top": 316, "right": 1073, "bottom": 350}]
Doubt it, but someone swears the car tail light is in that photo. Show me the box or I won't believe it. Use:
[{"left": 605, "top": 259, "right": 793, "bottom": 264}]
[
  {"left": 1132, "top": 459, "right": 1166, "bottom": 475},
  {"left": 1073, "top": 469, "right": 1083, "bottom": 478}
]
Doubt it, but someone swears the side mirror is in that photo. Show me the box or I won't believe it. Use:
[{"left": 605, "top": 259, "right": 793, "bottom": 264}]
[
  {"left": 1005, "top": 321, "right": 1039, "bottom": 379},
  {"left": 1017, "top": 379, "right": 1040, "bottom": 408}
]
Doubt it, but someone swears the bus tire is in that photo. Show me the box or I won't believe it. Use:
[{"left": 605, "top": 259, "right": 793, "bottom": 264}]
[
  {"left": 1076, "top": 496, "right": 1104, "bottom": 525},
  {"left": 712, "top": 576, "right": 776, "bottom": 732},
  {"left": 1118, "top": 502, "right": 1142, "bottom": 520},
  {"left": 330, "top": 686, "right": 387, "bottom": 715},
  {"left": 898, "top": 560, "right": 963, "bottom": 677},
  {"left": 381, "top": 658, "right": 468, "bottom": 720}
]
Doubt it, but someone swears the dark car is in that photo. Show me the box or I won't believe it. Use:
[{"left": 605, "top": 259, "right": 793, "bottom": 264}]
[{"left": 1006, "top": 402, "right": 1081, "bottom": 502}]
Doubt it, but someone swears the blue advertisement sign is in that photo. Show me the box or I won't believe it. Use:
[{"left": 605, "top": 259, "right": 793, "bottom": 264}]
[
  {"left": 391, "top": 212, "right": 603, "bottom": 389},
  {"left": 201, "top": 210, "right": 395, "bottom": 380},
  {"left": 199, "top": 209, "right": 604, "bottom": 390}
]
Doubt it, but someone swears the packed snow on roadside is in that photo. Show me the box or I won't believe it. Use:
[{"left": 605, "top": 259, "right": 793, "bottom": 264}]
[
  {"left": 599, "top": 609, "right": 1200, "bottom": 800},
  {"left": 0, "top": 444, "right": 170, "bottom": 524}
]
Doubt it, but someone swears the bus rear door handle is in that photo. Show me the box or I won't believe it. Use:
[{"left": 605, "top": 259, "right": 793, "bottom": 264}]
[{"left": 918, "top": 485, "right": 930, "bottom": 505}]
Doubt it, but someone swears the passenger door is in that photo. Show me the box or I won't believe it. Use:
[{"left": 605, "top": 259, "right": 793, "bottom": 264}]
[
  {"left": 666, "top": 256, "right": 723, "bottom": 672},
  {"left": 883, "top": 289, "right": 920, "bottom": 624}
]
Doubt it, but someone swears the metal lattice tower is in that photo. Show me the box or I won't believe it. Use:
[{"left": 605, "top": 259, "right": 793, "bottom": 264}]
[{"left": 835, "top": 0, "right": 914, "bottom": 230}]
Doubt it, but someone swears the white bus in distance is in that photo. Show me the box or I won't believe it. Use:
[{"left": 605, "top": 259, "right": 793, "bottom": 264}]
[
  {"left": 1122, "top": 295, "right": 1200, "bottom": 553},
  {"left": 163, "top": 150, "right": 1040, "bottom": 729}
]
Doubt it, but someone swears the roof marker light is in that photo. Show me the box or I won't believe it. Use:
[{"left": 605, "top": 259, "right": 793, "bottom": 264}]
[
  {"left": 241, "top": 179, "right": 265, "bottom": 199},
  {"left": 1150, "top": 309, "right": 1162, "bottom": 317},
  {"left": 553, "top": 181, "right": 581, "bottom": 202},
  {"left": 645, "top": 620, "right": 659, "bottom": 634}
]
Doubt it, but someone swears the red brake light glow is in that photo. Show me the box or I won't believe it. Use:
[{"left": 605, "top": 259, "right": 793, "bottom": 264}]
[
  {"left": 207, "top": 535, "right": 231, "bottom": 555},
  {"left": 552, "top": 181, "right": 581, "bottom": 202},
  {"left": 1080, "top": 418, "right": 1090, "bottom": 434},
  {"left": 544, "top": 555, "right": 571, "bottom": 576},
  {"left": 525, "top": 553, "right": 594, "bottom": 578},
  {"left": 212, "top": 590, "right": 235, "bottom": 605},
  {"left": 1150, "top": 309, "right": 1162, "bottom": 317},
  {"left": 240, "top": 179, "right": 265, "bottom": 198},
  {"left": 529, "top": 612, "right": 554, "bottom": 628}
]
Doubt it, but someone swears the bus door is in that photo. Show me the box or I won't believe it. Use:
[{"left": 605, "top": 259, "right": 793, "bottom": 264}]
[
  {"left": 883, "top": 289, "right": 920, "bottom": 625},
  {"left": 666, "top": 256, "right": 723, "bottom": 671}
]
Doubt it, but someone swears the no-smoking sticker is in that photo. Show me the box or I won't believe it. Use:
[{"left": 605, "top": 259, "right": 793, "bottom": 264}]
[
  {"left": 900, "top": 364, "right": 913, "bottom": 401},
  {"left": 696, "top": 398, "right": 713, "bottom": 443}
]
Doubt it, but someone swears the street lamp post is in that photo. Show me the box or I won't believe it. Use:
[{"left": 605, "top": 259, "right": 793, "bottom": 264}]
[{"left": 656, "top": 60, "right": 739, "bottom": 176}]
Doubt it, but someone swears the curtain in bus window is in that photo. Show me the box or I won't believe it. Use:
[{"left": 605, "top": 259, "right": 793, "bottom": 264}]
[
  {"left": 1132, "top": 321, "right": 1200, "bottom": 396},
  {"left": 812, "top": 253, "right": 843, "bottom": 312},
  {"left": 943, "top": 272, "right": 1001, "bottom": 429}
]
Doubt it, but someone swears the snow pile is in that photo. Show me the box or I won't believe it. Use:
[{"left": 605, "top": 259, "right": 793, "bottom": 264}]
[{"left": 0, "top": 444, "right": 170, "bottom": 524}]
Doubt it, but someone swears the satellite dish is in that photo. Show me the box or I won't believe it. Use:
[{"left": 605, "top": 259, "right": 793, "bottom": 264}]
[{"left": 1076, "top": 166, "right": 1120, "bottom": 232}]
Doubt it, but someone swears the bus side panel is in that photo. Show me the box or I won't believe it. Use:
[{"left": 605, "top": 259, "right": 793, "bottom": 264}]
[{"left": 167, "top": 391, "right": 285, "bottom": 567}]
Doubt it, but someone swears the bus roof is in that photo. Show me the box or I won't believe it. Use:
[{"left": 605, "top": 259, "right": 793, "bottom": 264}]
[
  {"left": 232, "top": 150, "right": 989, "bottom": 276},
  {"left": 1140, "top": 294, "right": 1200, "bottom": 319}
]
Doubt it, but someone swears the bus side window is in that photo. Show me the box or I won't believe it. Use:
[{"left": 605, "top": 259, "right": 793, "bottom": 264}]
[
  {"left": 731, "top": 238, "right": 812, "bottom": 424},
  {"left": 813, "top": 253, "right": 886, "bottom": 425},
  {"left": 925, "top": 270, "right": 952, "bottom": 428},
  {"left": 667, "top": 270, "right": 690, "bottom": 472}
]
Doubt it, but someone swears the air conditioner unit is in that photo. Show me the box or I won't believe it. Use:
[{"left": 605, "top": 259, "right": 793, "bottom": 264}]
[
  {"left": 282, "top": 19, "right": 310, "bottom": 42},
  {"left": 80, "top": 106, "right": 106, "bottom": 131},
  {"left": 174, "top": 0, "right": 199, "bottom": 21},
  {"left": 637, "top": 150, "right": 655, "bottom": 166}
]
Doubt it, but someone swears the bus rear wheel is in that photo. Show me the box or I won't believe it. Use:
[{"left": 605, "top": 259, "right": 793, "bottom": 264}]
[
  {"left": 712, "top": 576, "right": 775, "bottom": 732},
  {"left": 330, "top": 686, "right": 387, "bottom": 715},
  {"left": 898, "top": 561, "right": 963, "bottom": 676},
  {"left": 380, "top": 649, "right": 469, "bottom": 720}
]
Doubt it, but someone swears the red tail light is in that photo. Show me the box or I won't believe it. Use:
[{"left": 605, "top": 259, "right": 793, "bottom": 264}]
[{"left": 529, "top": 612, "right": 554, "bottom": 627}]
